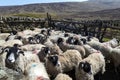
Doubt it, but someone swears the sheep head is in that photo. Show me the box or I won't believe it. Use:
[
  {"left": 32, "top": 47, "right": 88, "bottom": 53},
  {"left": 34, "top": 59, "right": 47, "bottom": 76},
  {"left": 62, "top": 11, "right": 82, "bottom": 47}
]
[
  {"left": 5, "top": 44, "right": 24, "bottom": 64},
  {"left": 79, "top": 61, "right": 92, "bottom": 75},
  {"left": 48, "top": 55, "right": 58, "bottom": 66}
]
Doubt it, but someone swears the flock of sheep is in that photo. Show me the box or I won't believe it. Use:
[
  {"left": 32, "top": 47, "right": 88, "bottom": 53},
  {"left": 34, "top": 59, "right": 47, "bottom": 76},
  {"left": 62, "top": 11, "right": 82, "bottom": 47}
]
[{"left": 0, "top": 27, "right": 120, "bottom": 80}]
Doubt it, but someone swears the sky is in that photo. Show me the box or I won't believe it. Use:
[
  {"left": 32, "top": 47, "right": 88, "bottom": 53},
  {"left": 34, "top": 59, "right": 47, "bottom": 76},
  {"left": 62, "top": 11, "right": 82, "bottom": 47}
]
[{"left": 0, "top": 0, "right": 88, "bottom": 6}]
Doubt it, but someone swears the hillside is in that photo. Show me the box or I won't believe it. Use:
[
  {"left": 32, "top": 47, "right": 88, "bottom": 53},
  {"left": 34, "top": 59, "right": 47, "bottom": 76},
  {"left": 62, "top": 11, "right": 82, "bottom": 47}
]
[
  {"left": 67, "top": 8, "right": 120, "bottom": 20},
  {"left": 0, "top": 0, "right": 120, "bottom": 16}
]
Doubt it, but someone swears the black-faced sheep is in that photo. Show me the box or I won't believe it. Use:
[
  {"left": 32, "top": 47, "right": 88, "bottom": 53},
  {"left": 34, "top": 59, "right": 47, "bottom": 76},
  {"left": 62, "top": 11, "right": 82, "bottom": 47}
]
[
  {"left": 75, "top": 52, "right": 105, "bottom": 80},
  {"left": 57, "top": 37, "right": 85, "bottom": 58},
  {"left": 45, "top": 49, "right": 82, "bottom": 77}
]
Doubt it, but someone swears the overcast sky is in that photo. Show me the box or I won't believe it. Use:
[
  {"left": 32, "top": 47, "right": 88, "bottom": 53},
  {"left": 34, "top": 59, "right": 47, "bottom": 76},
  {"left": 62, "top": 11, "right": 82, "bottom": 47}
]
[{"left": 0, "top": 0, "right": 88, "bottom": 6}]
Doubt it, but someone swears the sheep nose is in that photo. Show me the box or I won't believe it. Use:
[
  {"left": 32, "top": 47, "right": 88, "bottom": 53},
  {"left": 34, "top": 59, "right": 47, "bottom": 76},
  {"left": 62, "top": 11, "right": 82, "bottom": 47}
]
[{"left": 8, "top": 59, "right": 15, "bottom": 63}]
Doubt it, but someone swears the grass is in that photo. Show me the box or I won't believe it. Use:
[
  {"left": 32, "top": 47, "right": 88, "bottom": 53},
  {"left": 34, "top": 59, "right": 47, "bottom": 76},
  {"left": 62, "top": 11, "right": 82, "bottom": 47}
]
[{"left": 11, "top": 12, "right": 58, "bottom": 18}]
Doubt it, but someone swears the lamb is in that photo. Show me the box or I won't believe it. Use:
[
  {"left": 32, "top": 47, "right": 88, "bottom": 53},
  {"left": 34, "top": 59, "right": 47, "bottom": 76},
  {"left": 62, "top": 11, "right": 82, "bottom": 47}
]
[
  {"left": 54, "top": 73, "right": 72, "bottom": 80},
  {"left": 25, "top": 62, "right": 50, "bottom": 80},
  {"left": 45, "top": 49, "right": 82, "bottom": 77},
  {"left": 75, "top": 52, "right": 105, "bottom": 80}
]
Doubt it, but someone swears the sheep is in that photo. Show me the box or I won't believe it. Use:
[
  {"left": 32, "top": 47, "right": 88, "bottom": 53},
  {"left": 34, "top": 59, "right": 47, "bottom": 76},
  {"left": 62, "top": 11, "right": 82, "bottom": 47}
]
[
  {"left": 83, "top": 44, "right": 99, "bottom": 57},
  {"left": 0, "top": 40, "right": 5, "bottom": 46},
  {"left": 75, "top": 52, "right": 105, "bottom": 80},
  {"left": 37, "top": 47, "right": 51, "bottom": 62},
  {"left": 0, "top": 33, "right": 10, "bottom": 40},
  {"left": 4, "top": 44, "right": 49, "bottom": 80},
  {"left": 17, "top": 30, "right": 33, "bottom": 36},
  {"left": 45, "top": 49, "right": 82, "bottom": 77},
  {"left": 44, "top": 38, "right": 54, "bottom": 47},
  {"left": 22, "top": 35, "right": 36, "bottom": 44},
  {"left": 66, "top": 36, "right": 83, "bottom": 45},
  {"left": 54, "top": 73, "right": 72, "bottom": 80},
  {"left": 87, "top": 40, "right": 113, "bottom": 61},
  {"left": 34, "top": 34, "right": 48, "bottom": 44},
  {"left": 4, "top": 44, "right": 40, "bottom": 74},
  {"left": 5, "top": 34, "right": 16, "bottom": 41},
  {"left": 2, "top": 40, "right": 23, "bottom": 47},
  {"left": 20, "top": 44, "right": 45, "bottom": 53},
  {"left": 103, "top": 38, "right": 119, "bottom": 48},
  {"left": 25, "top": 62, "right": 50, "bottom": 80},
  {"left": 0, "top": 51, "right": 7, "bottom": 68},
  {"left": 57, "top": 37, "right": 85, "bottom": 58},
  {"left": 110, "top": 48, "right": 120, "bottom": 73},
  {"left": 5, "top": 31, "right": 18, "bottom": 41},
  {"left": 49, "top": 43, "right": 63, "bottom": 55},
  {"left": 115, "top": 46, "right": 120, "bottom": 49}
]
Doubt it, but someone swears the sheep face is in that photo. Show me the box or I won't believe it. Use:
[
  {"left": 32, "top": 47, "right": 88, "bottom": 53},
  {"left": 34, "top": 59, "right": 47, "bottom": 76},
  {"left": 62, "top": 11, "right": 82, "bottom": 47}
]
[
  {"left": 41, "top": 47, "right": 51, "bottom": 56},
  {"left": 57, "top": 38, "right": 64, "bottom": 44},
  {"left": 41, "top": 30, "right": 47, "bottom": 35},
  {"left": 34, "top": 34, "right": 47, "bottom": 44},
  {"left": 48, "top": 55, "right": 58, "bottom": 66},
  {"left": 79, "top": 61, "right": 92, "bottom": 75},
  {"left": 64, "top": 33, "right": 69, "bottom": 37},
  {"left": 66, "top": 37, "right": 75, "bottom": 44},
  {"left": 28, "top": 37, "right": 36, "bottom": 44},
  {"left": 80, "top": 38, "right": 87, "bottom": 44},
  {"left": 87, "top": 36, "right": 93, "bottom": 41},
  {"left": 5, "top": 44, "right": 24, "bottom": 64}
]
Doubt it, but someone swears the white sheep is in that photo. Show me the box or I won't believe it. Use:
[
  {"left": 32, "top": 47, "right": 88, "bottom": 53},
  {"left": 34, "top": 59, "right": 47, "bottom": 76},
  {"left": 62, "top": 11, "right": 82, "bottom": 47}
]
[
  {"left": 103, "top": 38, "right": 119, "bottom": 48},
  {"left": 54, "top": 73, "right": 72, "bottom": 80},
  {"left": 115, "top": 46, "right": 120, "bottom": 49},
  {"left": 16, "top": 51, "right": 40, "bottom": 74},
  {"left": 87, "top": 40, "right": 113, "bottom": 61},
  {"left": 0, "top": 40, "right": 5, "bottom": 46},
  {"left": 111, "top": 48, "right": 120, "bottom": 72},
  {"left": 2, "top": 40, "right": 23, "bottom": 47},
  {"left": 20, "top": 44, "right": 45, "bottom": 53},
  {"left": 0, "top": 33, "right": 10, "bottom": 40},
  {"left": 25, "top": 62, "right": 50, "bottom": 80},
  {"left": 45, "top": 49, "right": 82, "bottom": 77},
  {"left": 57, "top": 37, "right": 85, "bottom": 58},
  {"left": 75, "top": 52, "right": 105, "bottom": 80},
  {"left": 83, "top": 44, "right": 99, "bottom": 57}
]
